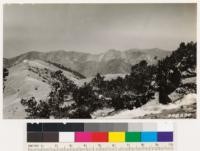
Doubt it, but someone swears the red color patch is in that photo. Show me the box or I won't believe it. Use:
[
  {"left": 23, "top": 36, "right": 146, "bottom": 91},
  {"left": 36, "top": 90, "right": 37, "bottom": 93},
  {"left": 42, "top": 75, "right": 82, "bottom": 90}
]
[{"left": 92, "top": 132, "right": 108, "bottom": 142}]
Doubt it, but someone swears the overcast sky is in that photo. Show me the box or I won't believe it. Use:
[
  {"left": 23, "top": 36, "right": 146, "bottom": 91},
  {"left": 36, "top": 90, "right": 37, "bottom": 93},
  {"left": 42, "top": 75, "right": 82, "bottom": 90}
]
[{"left": 3, "top": 4, "right": 196, "bottom": 58}]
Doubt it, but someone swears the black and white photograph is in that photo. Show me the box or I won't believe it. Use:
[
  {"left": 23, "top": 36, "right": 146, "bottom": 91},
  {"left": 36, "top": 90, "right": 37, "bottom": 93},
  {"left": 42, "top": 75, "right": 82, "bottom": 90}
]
[{"left": 3, "top": 3, "right": 197, "bottom": 119}]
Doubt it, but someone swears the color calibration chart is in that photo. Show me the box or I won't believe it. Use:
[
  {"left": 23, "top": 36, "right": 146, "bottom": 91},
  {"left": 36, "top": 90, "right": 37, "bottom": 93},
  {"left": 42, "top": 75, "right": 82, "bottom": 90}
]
[{"left": 26, "top": 122, "right": 175, "bottom": 151}]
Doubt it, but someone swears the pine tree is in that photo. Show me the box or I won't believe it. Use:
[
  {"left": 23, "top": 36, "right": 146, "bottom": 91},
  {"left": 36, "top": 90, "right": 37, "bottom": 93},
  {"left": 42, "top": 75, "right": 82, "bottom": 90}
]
[
  {"left": 3, "top": 68, "right": 9, "bottom": 90},
  {"left": 156, "top": 42, "right": 196, "bottom": 104},
  {"left": 90, "top": 73, "right": 105, "bottom": 90},
  {"left": 21, "top": 70, "right": 78, "bottom": 118}
]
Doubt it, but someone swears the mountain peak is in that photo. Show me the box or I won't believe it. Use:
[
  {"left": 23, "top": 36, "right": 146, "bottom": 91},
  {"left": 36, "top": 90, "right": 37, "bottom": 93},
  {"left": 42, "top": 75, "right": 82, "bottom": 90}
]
[
  {"left": 107, "top": 49, "right": 119, "bottom": 53},
  {"left": 5, "top": 48, "right": 171, "bottom": 77}
]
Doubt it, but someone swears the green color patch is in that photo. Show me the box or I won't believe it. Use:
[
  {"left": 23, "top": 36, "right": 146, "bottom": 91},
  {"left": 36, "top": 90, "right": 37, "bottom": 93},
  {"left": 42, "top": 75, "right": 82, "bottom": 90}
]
[{"left": 125, "top": 132, "right": 141, "bottom": 142}]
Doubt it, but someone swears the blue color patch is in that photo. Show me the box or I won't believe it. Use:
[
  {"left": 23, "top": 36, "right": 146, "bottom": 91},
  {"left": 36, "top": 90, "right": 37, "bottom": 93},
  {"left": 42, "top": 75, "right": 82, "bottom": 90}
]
[{"left": 141, "top": 132, "right": 157, "bottom": 142}]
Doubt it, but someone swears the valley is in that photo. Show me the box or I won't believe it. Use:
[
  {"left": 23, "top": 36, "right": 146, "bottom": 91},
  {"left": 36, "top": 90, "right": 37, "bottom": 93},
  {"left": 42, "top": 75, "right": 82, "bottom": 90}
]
[{"left": 3, "top": 43, "right": 196, "bottom": 119}]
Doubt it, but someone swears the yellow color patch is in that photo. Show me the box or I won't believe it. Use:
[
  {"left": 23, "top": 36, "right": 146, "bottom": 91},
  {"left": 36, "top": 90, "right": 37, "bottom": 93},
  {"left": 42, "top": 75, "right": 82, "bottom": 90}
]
[{"left": 108, "top": 132, "right": 125, "bottom": 142}]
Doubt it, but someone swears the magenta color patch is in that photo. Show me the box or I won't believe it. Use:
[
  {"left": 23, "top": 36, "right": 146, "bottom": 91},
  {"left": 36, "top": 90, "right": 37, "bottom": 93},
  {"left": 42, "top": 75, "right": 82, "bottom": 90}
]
[{"left": 75, "top": 132, "right": 92, "bottom": 142}]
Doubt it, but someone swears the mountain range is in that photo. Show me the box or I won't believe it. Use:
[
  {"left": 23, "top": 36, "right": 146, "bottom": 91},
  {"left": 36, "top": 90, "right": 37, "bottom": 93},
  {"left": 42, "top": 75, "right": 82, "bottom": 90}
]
[{"left": 4, "top": 48, "right": 171, "bottom": 77}]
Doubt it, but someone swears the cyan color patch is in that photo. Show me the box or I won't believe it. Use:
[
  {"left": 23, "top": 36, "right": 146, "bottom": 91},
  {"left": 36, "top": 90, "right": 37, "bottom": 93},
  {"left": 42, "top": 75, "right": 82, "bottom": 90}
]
[{"left": 141, "top": 132, "right": 157, "bottom": 142}]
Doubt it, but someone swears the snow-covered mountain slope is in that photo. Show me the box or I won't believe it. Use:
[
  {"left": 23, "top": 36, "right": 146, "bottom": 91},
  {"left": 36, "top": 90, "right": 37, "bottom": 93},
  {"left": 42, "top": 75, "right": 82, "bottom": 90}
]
[
  {"left": 103, "top": 73, "right": 126, "bottom": 81},
  {"left": 3, "top": 59, "right": 84, "bottom": 118},
  {"left": 92, "top": 75, "right": 196, "bottom": 119},
  {"left": 93, "top": 93, "right": 196, "bottom": 119}
]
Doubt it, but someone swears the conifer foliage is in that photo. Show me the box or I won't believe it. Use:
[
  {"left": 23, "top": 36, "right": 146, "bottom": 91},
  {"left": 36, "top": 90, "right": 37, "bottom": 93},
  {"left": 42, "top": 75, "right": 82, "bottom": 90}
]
[
  {"left": 156, "top": 41, "right": 196, "bottom": 104},
  {"left": 21, "top": 42, "right": 196, "bottom": 118},
  {"left": 3, "top": 68, "right": 9, "bottom": 90}
]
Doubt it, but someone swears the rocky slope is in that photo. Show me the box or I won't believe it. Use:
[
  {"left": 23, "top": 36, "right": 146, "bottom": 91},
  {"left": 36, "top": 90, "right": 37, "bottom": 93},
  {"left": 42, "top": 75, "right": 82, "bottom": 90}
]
[{"left": 5, "top": 48, "right": 170, "bottom": 77}]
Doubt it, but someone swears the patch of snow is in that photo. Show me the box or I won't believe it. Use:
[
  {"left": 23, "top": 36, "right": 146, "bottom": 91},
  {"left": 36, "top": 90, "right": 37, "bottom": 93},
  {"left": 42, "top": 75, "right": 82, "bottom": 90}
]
[
  {"left": 23, "top": 59, "right": 28, "bottom": 63},
  {"left": 177, "top": 93, "right": 196, "bottom": 106},
  {"left": 182, "top": 77, "right": 196, "bottom": 84},
  {"left": 103, "top": 74, "right": 126, "bottom": 81},
  {"left": 98, "top": 93, "right": 196, "bottom": 119},
  {"left": 78, "top": 73, "right": 126, "bottom": 86},
  {"left": 78, "top": 77, "right": 93, "bottom": 86},
  {"left": 92, "top": 108, "right": 115, "bottom": 118},
  {"left": 168, "top": 91, "right": 182, "bottom": 102}
]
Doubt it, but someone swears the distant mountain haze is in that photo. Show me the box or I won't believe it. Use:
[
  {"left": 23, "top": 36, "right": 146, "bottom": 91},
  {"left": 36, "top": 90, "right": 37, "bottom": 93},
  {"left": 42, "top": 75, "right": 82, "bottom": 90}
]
[{"left": 4, "top": 49, "right": 171, "bottom": 77}]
